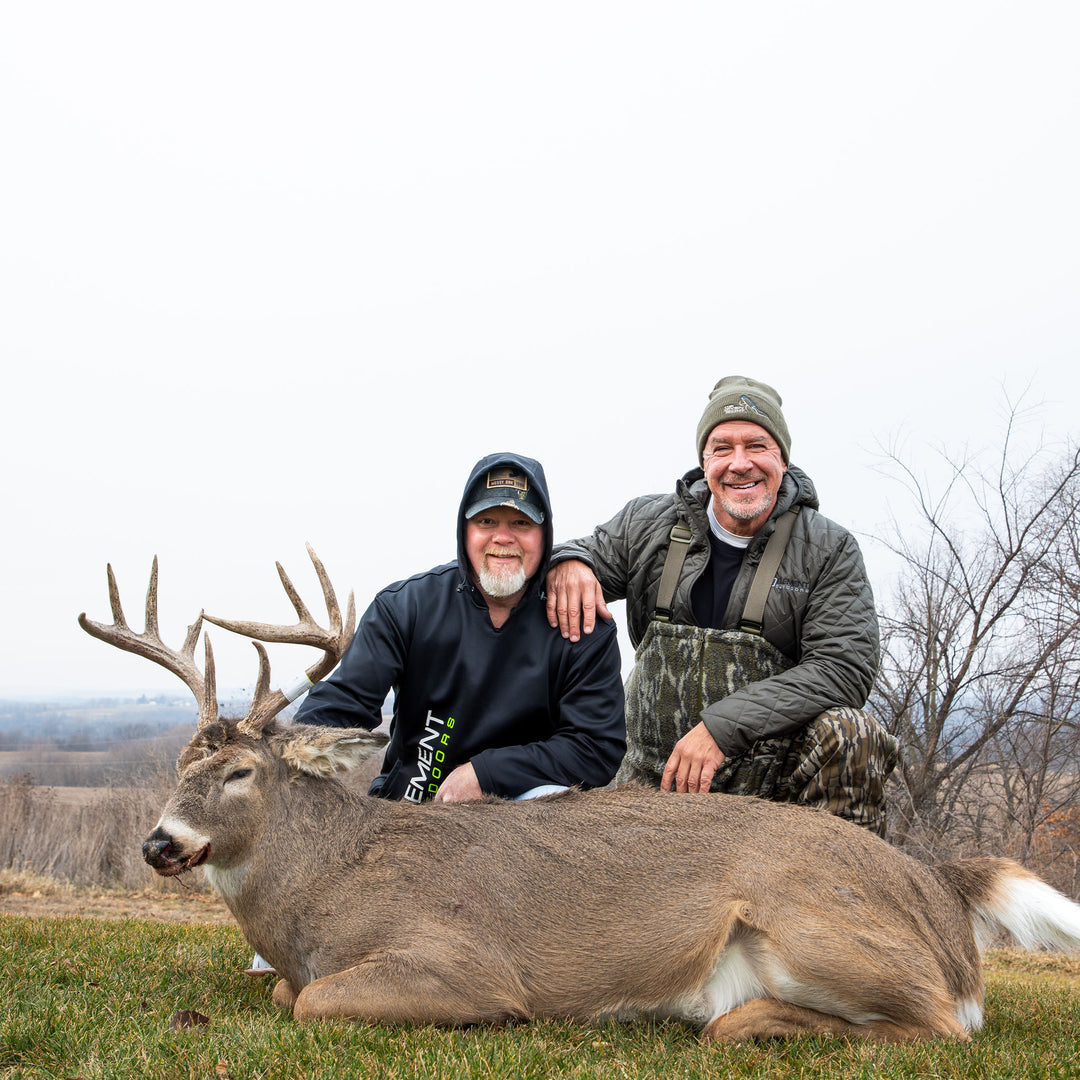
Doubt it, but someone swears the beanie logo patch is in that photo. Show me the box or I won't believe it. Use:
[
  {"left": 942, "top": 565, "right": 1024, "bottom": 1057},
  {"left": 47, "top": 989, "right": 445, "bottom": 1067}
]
[{"left": 722, "top": 394, "right": 765, "bottom": 417}]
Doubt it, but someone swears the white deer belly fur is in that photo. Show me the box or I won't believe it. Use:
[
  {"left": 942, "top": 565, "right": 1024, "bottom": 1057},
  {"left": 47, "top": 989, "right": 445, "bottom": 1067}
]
[
  {"left": 618, "top": 942, "right": 897, "bottom": 1028},
  {"left": 606, "top": 942, "right": 771, "bottom": 1026},
  {"left": 696, "top": 947, "right": 982, "bottom": 1030},
  {"left": 695, "top": 942, "right": 773, "bottom": 1023},
  {"left": 697, "top": 943, "right": 894, "bottom": 1027}
]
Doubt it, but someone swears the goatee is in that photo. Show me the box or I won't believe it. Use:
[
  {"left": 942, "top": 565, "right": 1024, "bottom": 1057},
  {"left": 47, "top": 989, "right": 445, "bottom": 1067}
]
[{"left": 477, "top": 562, "right": 528, "bottom": 599}]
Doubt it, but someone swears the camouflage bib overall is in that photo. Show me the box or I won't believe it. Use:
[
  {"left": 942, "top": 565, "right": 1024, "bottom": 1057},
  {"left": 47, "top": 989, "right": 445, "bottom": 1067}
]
[
  {"left": 617, "top": 622, "right": 798, "bottom": 795},
  {"left": 615, "top": 515, "right": 898, "bottom": 836}
]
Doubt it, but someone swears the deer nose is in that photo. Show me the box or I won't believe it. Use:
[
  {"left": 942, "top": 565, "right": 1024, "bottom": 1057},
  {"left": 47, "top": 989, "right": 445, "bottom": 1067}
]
[{"left": 142, "top": 827, "right": 174, "bottom": 865}]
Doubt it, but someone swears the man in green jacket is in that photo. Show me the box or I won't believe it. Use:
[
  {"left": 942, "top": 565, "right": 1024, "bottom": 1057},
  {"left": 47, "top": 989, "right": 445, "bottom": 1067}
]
[{"left": 546, "top": 376, "right": 898, "bottom": 835}]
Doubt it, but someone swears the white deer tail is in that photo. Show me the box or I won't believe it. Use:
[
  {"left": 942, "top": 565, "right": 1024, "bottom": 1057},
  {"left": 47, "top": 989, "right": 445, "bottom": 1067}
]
[{"left": 938, "top": 858, "right": 1080, "bottom": 954}]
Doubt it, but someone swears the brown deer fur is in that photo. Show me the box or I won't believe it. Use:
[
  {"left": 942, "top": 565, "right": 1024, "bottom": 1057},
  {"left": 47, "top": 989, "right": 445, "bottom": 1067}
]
[
  {"left": 82, "top": 549, "right": 1080, "bottom": 1042},
  {"left": 142, "top": 717, "right": 1080, "bottom": 1041}
]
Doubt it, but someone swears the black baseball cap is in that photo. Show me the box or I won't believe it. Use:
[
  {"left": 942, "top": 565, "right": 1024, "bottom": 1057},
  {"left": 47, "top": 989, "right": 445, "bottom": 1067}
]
[{"left": 464, "top": 464, "right": 545, "bottom": 524}]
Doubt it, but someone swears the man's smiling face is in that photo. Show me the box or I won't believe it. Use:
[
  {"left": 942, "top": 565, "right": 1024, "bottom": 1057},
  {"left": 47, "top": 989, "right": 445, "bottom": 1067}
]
[
  {"left": 464, "top": 504, "right": 543, "bottom": 603},
  {"left": 702, "top": 420, "right": 787, "bottom": 536}
]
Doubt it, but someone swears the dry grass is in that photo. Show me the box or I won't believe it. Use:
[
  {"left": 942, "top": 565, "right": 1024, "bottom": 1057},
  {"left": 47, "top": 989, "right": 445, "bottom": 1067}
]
[
  {"left": 0, "top": 772, "right": 212, "bottom": 893},
  {"left": 984, "top": 947, "right": 1080, "bottom": 990},
  {"left": 0, "top": 747, "right": 386, "bottom": 896},
  {"left": 0, "top": 866, "right": 76, "bottom": 897}
]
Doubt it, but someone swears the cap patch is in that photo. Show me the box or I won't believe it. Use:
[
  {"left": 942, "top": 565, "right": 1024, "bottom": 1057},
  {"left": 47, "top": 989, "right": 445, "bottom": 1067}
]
[{"left": 486, "top": 466, "right": 529, "bottom": 495}]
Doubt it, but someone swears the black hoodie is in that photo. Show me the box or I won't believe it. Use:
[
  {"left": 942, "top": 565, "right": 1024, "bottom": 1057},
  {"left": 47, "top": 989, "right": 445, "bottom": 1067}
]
[{"left": 295, "top": 452, "right": 625, "bottom": 801}]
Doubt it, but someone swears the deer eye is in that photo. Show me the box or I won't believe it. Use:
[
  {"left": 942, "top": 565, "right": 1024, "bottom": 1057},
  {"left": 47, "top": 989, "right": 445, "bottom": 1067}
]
[{"left": 225, "top": 767, "right": 253, "bottom": 784}]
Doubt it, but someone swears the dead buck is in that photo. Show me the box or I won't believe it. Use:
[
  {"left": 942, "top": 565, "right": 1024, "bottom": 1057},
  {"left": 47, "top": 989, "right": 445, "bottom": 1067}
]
[{"left": 79, "top": 547, "right": 1080, "bottom": 1042}]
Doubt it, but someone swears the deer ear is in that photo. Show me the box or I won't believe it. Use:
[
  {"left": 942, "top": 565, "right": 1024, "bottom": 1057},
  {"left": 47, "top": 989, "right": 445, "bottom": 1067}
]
[{"left": 278, "top": 726, "right": 389, "bottom": 778}]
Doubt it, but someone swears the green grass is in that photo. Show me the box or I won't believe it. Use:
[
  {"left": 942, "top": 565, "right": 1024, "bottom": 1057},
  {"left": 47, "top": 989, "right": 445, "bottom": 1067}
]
[{"left": 2, "top": 915, "right": 1078, "bottom": 1080}]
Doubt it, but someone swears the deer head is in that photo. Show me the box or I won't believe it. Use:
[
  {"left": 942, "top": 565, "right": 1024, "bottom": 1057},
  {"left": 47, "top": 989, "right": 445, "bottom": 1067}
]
[
  {"left": 78, "top": 545, "right": 388, "bottom": 878},
  {"left": 143, "top": 716, "right": 387, "bottom": 878}
]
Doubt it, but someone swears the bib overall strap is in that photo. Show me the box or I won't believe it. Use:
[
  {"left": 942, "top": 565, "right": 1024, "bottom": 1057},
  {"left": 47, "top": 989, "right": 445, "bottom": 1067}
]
[
  {"left": 653, "top": 522, "right": 692, "bottom": 622},
  {"left": 738, "top": 506, "right": 800, "bottom": 635}
]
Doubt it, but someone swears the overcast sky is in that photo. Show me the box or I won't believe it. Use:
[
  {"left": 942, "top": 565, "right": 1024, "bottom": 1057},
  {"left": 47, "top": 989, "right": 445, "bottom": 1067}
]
[{"left": 2, "top": 3, "right": 1077, "bottom": 700}]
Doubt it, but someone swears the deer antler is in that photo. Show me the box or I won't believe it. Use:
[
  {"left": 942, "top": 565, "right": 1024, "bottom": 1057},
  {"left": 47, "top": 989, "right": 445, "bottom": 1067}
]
[
  {"left": 78, "top": 557, "right": 219, "bottom": 729},
  {"left": 202, "top": 543, "right": 356, "bottom": 736}
]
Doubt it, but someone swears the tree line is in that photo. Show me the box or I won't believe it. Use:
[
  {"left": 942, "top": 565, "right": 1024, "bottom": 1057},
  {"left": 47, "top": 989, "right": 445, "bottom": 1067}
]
[
  {"left": 869, "top": 399, "right": 1080, "bottom": 897},
  {"left": 0, "top": 701, "right": 196, "bottom": 752}
]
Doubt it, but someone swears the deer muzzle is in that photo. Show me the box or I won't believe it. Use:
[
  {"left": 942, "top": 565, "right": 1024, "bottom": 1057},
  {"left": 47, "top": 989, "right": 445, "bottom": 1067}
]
[{"left": 142, "top": 826, "right": 210, "bottom": 876}]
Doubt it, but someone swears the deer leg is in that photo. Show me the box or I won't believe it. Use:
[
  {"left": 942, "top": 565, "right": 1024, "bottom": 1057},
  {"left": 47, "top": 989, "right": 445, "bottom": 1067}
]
[
  {"left": 703, "top": 998, "right": 942, "bottom": 1043},
  {"left": 291, "top": 952, "right": 521, "bottom": 1025},
  {"left": 271, "top": 978, "right": 299, "bottom": 1012}
]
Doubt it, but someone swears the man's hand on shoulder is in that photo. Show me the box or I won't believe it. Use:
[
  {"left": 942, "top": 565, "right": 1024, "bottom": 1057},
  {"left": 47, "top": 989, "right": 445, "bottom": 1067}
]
[
  {"left": 545, "top": 559, "right": 612, "bottom": 642},
  {"left": 433, "top": 762, "right": 483, "bottom": 804},
  {"left": 661, "top": 722, "right": 726, "bottom": 794}
]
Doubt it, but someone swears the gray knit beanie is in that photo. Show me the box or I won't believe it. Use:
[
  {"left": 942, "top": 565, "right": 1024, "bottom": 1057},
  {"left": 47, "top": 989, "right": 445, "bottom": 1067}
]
[{"left": 695, "top": 376, "right": 791, "bottom": 464}]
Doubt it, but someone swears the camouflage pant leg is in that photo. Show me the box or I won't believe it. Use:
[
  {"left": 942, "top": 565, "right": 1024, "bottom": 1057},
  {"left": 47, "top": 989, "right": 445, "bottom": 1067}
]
[
  {"left": 713, "top": 707, "right": 899, "bottom": 836},
  {"left": 786, "top": 707, "right": 899, "bottom": 837}
]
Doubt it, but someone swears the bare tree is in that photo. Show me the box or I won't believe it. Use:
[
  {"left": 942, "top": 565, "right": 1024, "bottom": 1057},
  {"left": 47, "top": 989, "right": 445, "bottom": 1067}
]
[
  {"left": 992, "top": 472, "right": 1080, "bottom": 894},
  {"left": 870, "top": 400, "right": 1080, "bottom": 875}
]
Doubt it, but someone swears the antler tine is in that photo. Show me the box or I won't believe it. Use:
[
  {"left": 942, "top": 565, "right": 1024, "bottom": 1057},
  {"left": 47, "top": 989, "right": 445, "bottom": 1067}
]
[
  {"left": 106, "top": 563, "right": 129, "bottom": 630},
  {"left": 274, "top": 560, "right": 319, "bottom": 630},
  {"left": 203, "top": 633, "right": 218, "bottom": 720},
  {"left": 345, "top": 590, "right": 356, "bottom": 643},
  {"left": 144, "top": 556, "right": 159, "bottom": 638},
  {"left": 242, "top": 641, "right": 280, "bottom": 732},
  {"left": 202, "top": 545, "right": 355, "bottom": 736},
  {"left": 78, "top": 558, "right": 219, "bottom": 729}
]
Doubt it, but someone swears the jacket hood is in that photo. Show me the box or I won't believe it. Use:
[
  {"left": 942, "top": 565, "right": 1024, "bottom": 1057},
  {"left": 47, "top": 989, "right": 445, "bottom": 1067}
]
[
  {"left": 778, "top": 464, "right": 820, "bottom": 513},
  {"left": 456, "top": 452, "right": 554, "bottom": 591}
]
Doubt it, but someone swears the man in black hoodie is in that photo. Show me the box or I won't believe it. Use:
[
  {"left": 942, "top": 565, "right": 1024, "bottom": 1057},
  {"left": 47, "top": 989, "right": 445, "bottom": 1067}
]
[{"left": 294, "top": 452, "right": 626, "bottom": 804}]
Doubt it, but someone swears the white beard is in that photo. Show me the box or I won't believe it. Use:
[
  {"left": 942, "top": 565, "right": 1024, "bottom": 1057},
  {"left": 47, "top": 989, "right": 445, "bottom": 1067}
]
[{"left": 477, "top": 561, "right": 527, "bottom": 599}]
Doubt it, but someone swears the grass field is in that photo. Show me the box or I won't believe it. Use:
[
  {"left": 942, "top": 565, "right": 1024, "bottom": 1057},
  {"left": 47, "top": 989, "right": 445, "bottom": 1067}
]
[{"left": 3, "top": 914, "right": 1078, "bottom": 1080}]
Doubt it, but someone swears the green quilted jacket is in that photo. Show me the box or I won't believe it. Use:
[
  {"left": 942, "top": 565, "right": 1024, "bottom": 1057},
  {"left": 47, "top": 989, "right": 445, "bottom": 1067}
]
[{"left": 551, "top": 465, "right": 880, "bottom": 756}]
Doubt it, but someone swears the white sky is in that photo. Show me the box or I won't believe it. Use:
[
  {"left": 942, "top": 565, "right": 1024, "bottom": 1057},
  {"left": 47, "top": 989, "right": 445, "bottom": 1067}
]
[{"left": 2, "top": 3, "right": 1077, "bottom": 699}]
